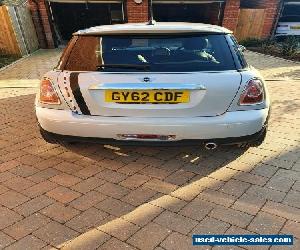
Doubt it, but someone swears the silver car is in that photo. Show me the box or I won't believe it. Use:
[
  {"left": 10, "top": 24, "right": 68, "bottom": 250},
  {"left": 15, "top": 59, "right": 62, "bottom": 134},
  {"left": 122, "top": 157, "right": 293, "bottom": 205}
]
[
  {"left": 35, "top": 22, "right": 270, "bottom": 149},
  {"left": 276, "top": 2, "right": 300, "bottom": 37}
]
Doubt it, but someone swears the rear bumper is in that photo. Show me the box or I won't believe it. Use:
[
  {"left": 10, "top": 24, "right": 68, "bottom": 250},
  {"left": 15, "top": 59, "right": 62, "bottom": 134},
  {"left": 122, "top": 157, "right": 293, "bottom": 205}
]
[
  {"left": 40, "top": 125, "right": 267, "bottom": 146},
  {"left": 36, "top": 107, "right": 269, "bottom": 144}
]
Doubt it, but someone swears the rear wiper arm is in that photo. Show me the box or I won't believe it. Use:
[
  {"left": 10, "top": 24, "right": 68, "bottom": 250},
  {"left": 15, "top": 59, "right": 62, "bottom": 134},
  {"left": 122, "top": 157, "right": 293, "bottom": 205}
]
[{"left": 97, "top": 64, "right": 150, "bottom": 70}]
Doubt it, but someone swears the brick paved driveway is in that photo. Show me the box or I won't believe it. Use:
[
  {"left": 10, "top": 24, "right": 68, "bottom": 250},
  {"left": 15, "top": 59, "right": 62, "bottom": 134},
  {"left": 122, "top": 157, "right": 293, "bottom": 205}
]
[{"left": 0, "top": 50, "right": 299, "bottom": 249}]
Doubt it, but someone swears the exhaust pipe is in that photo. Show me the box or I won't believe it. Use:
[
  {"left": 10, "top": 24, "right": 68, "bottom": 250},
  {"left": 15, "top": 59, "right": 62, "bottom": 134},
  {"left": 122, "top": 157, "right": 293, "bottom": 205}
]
[{"left": 204, "top": 142, "right": 218, "bottom": 150}]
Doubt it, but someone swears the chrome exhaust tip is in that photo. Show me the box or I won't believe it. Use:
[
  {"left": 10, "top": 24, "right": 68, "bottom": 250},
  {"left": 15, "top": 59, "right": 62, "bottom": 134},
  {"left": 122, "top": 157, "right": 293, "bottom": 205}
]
[{"left": 204, "top": 142, "right": 218, "bottom": 150}]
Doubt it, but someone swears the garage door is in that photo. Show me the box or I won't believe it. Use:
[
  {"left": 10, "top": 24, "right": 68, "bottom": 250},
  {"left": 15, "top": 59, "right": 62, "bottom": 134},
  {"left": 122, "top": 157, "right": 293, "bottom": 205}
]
[
  {"left": 47, "top": 0, "right": 124, "bottom": 43},
  {"left": 152, "top": 0, "right": 225, "bottom": 24}
]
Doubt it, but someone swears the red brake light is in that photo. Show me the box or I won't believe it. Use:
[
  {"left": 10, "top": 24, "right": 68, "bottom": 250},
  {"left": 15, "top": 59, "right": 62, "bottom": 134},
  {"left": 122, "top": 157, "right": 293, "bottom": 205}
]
[
  {"left": 40, "top": 79, "right": 61, "bottom": 104},
  {"left": 239, "top": 79, "right": 264, "bottom": 105}
]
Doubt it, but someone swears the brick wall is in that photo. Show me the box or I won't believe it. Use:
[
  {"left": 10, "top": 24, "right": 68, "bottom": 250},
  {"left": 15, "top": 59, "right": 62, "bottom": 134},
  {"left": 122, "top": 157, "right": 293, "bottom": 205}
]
[
  {"left": 28, "top": 0, "right": 55, "bottom": 49},
  {"left": 126, "top": 0, "right": 148, "bottom": 23},
  {"left": 261, "top": 0, "right": 281, "bottom": 38},
  {"left": 222, "top": 0, "right": 240, "bottom": 33},
  {"left": 28, "top": 0, "right": 280, "bottom": 49}
]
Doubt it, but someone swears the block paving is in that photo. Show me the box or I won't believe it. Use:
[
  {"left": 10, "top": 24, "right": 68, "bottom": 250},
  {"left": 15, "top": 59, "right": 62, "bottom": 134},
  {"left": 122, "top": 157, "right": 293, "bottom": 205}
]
[{"left": 0, "top": 50, "right": 299, "bottom": 249}]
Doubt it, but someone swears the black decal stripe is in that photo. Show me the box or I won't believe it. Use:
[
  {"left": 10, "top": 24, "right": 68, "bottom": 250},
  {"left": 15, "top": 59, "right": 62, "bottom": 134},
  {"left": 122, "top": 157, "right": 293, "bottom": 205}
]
[{"left": 69, "top": 72, "right": 91, "bottom": 115}]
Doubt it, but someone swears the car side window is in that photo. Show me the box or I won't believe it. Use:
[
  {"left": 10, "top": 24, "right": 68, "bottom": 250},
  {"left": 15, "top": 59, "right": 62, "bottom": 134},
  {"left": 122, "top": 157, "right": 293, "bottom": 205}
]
[
  {"left": 64, "top": 36, "right": 100, "bottom": 71},
  {"left": 56, "top": 37, "right": 78, "bottom": 70},
  {"left": 227, "top": 35, "right": 247, "bottom": 69}
]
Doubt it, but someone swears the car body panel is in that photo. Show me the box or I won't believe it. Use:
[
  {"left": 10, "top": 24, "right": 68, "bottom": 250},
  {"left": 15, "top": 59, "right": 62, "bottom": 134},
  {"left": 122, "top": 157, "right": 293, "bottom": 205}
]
[
  {"left": 56, "top": 70, "right": 242, "bottom": 117},
  {"left": 228, "top": 68, "right": 270, "bottom": 112},
  {"left": 276, "top": 21, "right": 300, "bottom": 36},
  {"left": 36, "top": 106, "right": 268, "bottom": 140},
  {"left": 74, "top": 22, "right": 232, "bottom": 36},
  {"left": 275, "top": 8, "right": 300, "bottom": 37}
]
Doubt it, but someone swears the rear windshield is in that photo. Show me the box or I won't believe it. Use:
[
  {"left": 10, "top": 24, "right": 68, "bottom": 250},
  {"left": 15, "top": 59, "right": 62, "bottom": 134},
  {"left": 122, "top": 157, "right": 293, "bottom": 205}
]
[
  {"left": 279, "top": 15, "right": 300, "bottom": 22},
  {"left": 62, "top": 34, "right": 236, "bottom": 72},
  {"left": 282, "top": 4, "right": 300, "bottom": 18}
]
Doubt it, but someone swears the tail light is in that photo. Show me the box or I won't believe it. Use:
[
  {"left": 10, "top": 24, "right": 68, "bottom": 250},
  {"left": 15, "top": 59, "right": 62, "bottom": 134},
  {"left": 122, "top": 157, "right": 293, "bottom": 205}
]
[
  {"left": 40, "top": 79, "right": 61, "bottom": 105},
  {"left": 239, "top": 79, "right": 264, "bottom": 105}
]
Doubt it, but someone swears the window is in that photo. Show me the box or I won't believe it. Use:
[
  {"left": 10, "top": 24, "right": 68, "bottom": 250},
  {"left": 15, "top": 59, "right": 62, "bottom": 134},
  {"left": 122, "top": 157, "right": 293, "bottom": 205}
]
[
  {"left": 282, "top": 4, "right": 300, "bottom": 18},
  {"left": 227, "top": 35, "right": 247, "bottom": 69},
  {"left": 63, "top": 34, "right": 237, "bottom": 72},
  {"left": 279, "top": 15, "right": 300, "bottom": 22}
]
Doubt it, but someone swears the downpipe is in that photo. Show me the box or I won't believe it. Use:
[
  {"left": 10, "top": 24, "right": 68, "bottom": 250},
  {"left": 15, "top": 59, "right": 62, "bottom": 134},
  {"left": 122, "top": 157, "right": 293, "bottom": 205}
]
[{"left": 204, "top": 142, "right": 218, "bottom": 150}]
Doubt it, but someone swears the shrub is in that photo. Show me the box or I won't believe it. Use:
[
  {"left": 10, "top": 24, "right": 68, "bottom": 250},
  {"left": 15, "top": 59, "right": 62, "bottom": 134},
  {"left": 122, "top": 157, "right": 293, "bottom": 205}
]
[
  {"left": 279, "top": 36, "right": 299, "bottom": 57},
  {"left": 239, "top": 38, "right": 264, "bottom": 47},
  {"left": 0, "top": 55, "right": 18, "bottom": 68},
  {"left": 261, "top": 39, "right": 277, "bottom": 53}
]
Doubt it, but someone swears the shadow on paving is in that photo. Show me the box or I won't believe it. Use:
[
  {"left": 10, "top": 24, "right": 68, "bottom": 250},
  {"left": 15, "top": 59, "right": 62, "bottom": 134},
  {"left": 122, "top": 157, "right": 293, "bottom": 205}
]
[
  {"left": 0, "top": 93, "right": 299, "bottom": 250},
  {"left": 53, "top": 146, "right": 299, "bottom": 249}
]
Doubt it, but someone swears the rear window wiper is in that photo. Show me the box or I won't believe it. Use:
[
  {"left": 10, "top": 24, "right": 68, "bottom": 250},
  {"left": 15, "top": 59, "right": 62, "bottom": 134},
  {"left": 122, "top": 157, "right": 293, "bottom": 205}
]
[{"left": 97, "top": 64, "right": 150, "bottom": 70}]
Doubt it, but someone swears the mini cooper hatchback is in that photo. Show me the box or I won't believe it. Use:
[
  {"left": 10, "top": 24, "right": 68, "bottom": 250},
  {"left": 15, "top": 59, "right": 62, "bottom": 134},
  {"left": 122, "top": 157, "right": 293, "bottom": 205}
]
[{"left": 36, "top": 22, "right": 270, "bottom": 149}]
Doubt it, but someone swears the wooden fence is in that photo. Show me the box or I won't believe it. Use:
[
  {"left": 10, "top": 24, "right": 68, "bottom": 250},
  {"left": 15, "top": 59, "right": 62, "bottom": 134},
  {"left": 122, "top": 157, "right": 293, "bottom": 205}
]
[
  {"left": 235, "top": 9, "right": 266, "bottom": 41},
  {"left": 0, "top": 4, "right": 38, "bottom": 57},
  {"left": 0, "top": 6, "right": 20, "bottom": 56}
]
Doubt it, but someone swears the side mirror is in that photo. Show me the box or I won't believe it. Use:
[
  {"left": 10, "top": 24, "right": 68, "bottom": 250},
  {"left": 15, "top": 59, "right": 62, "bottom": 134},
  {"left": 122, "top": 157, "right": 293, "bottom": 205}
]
[{"left": 238, "top": 45, "right": 246, "bottom": 52}]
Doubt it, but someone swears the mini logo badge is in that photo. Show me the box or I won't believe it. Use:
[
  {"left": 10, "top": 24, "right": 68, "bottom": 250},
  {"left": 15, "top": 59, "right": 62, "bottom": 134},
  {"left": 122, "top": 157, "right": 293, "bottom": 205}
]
[{"left": 143, "top": 77, "right": 151, "bottom": 82}]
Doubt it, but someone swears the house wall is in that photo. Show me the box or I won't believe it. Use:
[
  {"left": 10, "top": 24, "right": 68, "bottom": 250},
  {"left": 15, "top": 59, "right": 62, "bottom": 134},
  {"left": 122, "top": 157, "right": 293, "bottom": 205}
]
[
  {"left": 28, "top": 0, "right": 55, "bottom": 49},
  {"left": 262, "top": 0, "right": 281, "bottom": 37},
  {"left": 28, "top": 0, "right": 282, "bottom": 49},
  {"left": 127, "top": 0, "right": 149, "bottom": 23},
  {"left": 222, "top": 0, "right": 281, "bottom": 38},
  {"left": 222, "top": 0, "right": 240, "bottom": 32}
]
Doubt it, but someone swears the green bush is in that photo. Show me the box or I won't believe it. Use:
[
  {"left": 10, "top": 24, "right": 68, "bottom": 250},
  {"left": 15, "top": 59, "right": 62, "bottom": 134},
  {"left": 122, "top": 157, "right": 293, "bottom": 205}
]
[
  {"left": 241, "top": 36, "right": 299, "bottom": 61},
  {"left": 261, "top": 38, "right": 277, "bottom": 53},
  {"left": 279, "top": 36, "right": 299, "bottom": 57},
  {"left": 0, "top": 55, "right": 18, "bottom": 68},
  {"left": 239, "top": 38, "right": 264, "bottom": 47}
]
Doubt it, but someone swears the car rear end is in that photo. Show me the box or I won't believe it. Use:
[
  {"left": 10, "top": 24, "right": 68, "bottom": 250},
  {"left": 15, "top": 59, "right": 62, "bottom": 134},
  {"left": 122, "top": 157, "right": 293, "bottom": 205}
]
[
  {"left": 35, "top": 24, "right": 270, "bottom": 147},
  {"left": 276, "top": 16, "right": 300, "bottom": 37},
  {"left": 276, "top": 3, "right": 300, "bottom": 37}
]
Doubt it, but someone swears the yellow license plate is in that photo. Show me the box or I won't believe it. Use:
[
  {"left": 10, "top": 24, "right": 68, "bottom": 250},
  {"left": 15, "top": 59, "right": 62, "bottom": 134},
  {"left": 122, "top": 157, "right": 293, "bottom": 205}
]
[
  {"left": 105, "top": 90, "right": 190, "bottom": 103},
  {"left": 291, "top": 26, "right": 300, "bottom": 29}
]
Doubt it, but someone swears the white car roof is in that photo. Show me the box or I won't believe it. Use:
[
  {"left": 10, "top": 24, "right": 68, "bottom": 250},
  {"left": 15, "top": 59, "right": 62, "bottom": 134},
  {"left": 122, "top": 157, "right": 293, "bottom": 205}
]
[{"left": 74, "top": 22, "right": 232, "bottom": 36}]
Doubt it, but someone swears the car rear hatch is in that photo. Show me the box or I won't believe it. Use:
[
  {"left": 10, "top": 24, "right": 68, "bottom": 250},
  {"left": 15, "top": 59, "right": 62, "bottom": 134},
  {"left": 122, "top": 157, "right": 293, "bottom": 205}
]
[
  {"left": 56, "top": 33, "right": 242, "bottom": 118},
  {"left": 57, "top": 71, "right": 241, "bottom": 118}
]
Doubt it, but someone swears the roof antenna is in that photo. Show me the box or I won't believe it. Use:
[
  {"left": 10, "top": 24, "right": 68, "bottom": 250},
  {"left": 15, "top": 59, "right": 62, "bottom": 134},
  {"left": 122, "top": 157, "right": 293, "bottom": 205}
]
[{"left": 148, "top": 0, "right": 156, "bottom": 25}]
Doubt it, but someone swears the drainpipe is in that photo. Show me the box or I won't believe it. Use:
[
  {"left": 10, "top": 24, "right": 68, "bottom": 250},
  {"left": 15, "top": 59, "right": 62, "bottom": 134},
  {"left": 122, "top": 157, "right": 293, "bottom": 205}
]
[
  {"left": 32, "top": 0, "right": 47, "bottom": 48},
  {"left": 217, "top": 1, "right": 225, "bottom": 26},
  {"left": 148, "top": 0, "right": 155, "bottom": 24}
]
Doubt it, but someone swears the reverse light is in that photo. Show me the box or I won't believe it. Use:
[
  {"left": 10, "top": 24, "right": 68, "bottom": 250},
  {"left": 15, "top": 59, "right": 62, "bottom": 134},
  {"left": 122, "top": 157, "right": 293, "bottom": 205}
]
[
  {"left": 239, "top": 79, "right": 264, "bottom": 105},
  {"left": 40, "top": 79, "right": 61, "bottom": 105}
]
